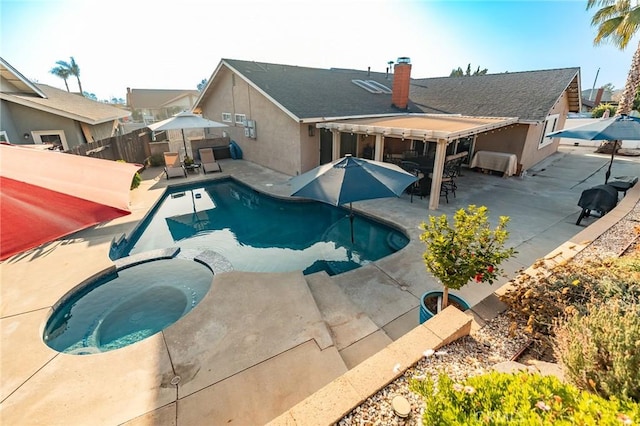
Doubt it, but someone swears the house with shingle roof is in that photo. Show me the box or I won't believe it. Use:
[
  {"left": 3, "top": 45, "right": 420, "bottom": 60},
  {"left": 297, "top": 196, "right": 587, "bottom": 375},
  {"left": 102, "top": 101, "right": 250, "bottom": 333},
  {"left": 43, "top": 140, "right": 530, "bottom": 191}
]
[
  {"left": 126, "top": 88, "right": 200, "bottom": 124},
  {"left": 194, "top": 58, "right": 581, "bottom": 205},
  {"left": 0, "top": 57, "right": 130, "bottom": 150}
]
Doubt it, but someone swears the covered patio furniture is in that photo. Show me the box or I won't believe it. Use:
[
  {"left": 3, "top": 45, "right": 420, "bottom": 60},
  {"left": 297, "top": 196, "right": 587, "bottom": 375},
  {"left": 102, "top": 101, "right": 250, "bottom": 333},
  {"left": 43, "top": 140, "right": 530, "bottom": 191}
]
[
  {"left": 199, "top": 148, "right": 222, "bottom": 174},
  {"left": 470, "top": 150, "right": 518, "bottom": 177},
  {"left": 575, "top": 184, "right": 618, "bottom": 225},
  {"left": 164, "top": 152, "right": 187, "bottom": 179}
]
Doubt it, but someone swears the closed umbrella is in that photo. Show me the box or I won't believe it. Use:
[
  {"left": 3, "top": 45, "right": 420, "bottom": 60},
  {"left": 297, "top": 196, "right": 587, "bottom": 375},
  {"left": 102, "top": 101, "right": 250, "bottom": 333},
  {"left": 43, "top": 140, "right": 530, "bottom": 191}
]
[
  {"left": 147, "top": 111, "right": 227, "bottom": 158},
  {"left": 289, "top": 154, "right": 418, "bottom": 243},
  {"left": 546, "top": 115, "right": 640, "bottom": 183}
]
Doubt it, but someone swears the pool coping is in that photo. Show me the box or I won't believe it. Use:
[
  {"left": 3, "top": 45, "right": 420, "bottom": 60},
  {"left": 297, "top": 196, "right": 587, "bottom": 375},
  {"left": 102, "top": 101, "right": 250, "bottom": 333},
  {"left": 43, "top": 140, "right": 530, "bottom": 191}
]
[{"left": 267, "top": 182, "right": 640, "bottom": 425}]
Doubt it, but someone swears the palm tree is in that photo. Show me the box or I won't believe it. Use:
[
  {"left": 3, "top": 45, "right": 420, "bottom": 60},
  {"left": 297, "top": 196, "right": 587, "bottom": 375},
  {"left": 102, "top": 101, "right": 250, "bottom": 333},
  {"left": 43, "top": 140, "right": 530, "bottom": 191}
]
[
  {"left": 587, "top": 0, "right": 640, "bottom": 116},
  {"left": 50, "top": 66, "right": 70, "bottom": 92},
  {"left": 54, "top": 57, "right": 83, "bottom": 94}
]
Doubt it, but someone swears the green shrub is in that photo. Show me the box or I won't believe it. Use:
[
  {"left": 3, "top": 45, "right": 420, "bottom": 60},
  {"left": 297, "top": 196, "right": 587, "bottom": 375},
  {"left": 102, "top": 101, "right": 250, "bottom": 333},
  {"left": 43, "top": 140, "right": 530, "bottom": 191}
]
[
  {"left": 591, "top": 103, "right": 617, "bottom": 118},
  {"left": 130, "top": 171, "right": 141, "bottom": 189},
  {"left": 420, "top": 205, "right": 515, "bottom": 308},
  {"left": 410, "top": 371, "right": 639, "bottom": 425},
  {"left": 555, "top": 300, "right": 640, "bottom": 402},
  {"left": 117, "top": 159, "right": 141, "bottom": 190}
]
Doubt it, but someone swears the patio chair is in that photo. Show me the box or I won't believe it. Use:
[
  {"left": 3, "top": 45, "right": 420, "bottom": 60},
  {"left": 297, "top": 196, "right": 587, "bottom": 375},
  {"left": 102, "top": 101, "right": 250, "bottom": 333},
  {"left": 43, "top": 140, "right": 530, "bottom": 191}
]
[
  {"left": 199, "top": 148, "right": 222, "bottom": 174},
  {"left": 429, "top": 151, "right": 468, "bottom": 203},
  {"left": 163, "top": 152, "right": 187, "bottom": 179}
]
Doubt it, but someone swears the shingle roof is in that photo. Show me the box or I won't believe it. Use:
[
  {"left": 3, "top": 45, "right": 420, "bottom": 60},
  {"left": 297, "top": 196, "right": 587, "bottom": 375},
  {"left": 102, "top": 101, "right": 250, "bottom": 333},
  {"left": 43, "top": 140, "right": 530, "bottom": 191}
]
[
  {"left": 127, "top": 89, "right": 200, "bottom": 109},
  {"left": 4, "top": 84, "right": 129, "bottom": 124},
  {"left": 410, "top": 68, "right": 580, "bottom": 121},
  {"left": 222, "top": 59, "right": 579, "bottom": 122},
  {"left": 224, "top": 59, "right": 422, "bottom": 119}
]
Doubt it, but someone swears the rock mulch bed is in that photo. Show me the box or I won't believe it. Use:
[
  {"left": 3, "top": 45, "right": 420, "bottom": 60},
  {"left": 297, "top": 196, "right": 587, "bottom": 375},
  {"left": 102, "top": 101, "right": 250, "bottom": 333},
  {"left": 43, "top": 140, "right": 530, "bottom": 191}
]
[{"left": 338, "top": 200, "right": 639, "bottom": 425}]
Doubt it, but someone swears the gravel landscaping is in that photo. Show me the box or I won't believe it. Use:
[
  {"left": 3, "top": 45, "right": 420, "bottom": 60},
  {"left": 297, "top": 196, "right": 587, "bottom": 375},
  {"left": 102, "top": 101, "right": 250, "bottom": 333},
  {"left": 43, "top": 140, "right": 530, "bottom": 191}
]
[{"left": 338, "top": 200, "right": 640, "bottom": 425}]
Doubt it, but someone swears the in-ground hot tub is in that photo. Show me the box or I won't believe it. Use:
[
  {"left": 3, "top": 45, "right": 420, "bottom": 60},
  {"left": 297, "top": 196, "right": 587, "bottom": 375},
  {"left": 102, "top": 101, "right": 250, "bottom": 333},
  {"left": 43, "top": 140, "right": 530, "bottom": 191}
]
[{"left": 43, "top": 251, "right": 220, "bottom": 355}]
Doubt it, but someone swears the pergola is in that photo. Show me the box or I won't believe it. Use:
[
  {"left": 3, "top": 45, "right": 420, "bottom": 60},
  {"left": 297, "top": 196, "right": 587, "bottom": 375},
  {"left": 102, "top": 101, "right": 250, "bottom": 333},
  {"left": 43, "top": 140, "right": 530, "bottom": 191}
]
[{"left": 317, "top": 114, "right": 518, "bottom": 210}]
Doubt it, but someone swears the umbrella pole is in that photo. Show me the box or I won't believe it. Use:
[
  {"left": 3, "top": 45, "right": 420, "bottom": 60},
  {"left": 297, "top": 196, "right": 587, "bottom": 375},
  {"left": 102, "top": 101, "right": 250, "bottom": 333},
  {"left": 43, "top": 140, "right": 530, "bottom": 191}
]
[
  {"left": 182, "top": 129, "right": 188, "bottom": 159},
  {"left": 604, "top": 140, "right": 619, "bottom": 184},
  {"left": 349, "top": 202, "right": 354, "bottom": 244}
]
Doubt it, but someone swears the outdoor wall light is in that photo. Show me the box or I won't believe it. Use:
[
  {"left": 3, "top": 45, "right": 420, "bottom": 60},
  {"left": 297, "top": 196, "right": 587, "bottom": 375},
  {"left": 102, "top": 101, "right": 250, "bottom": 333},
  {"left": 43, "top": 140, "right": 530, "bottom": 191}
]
[
  {"left": 308, "top": 125, "right": 315, "bottom": 137},
  {"left": 23, "top": 133, "right": 29, "bottom": 140}
]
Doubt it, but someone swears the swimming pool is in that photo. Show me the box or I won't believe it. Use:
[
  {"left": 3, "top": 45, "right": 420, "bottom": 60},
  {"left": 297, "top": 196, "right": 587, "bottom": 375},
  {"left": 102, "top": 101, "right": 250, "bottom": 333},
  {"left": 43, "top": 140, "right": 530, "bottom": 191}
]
[
  {"left": 44, "top": 257, "right": 213, "bottom": 354},
  {"left": 116, "top": 178, "right": 409, "bottom": 276}
]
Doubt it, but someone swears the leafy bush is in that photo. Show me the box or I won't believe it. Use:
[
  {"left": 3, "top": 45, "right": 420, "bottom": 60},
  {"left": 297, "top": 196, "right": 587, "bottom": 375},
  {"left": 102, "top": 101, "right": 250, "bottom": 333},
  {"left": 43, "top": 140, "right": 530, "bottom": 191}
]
[
  {"left": 420, "top": 205, "right": 515, "bottom": 308},
  {"left": 130, "top": 171, "right": 141, "bottom": 190},
  {"left": 555, "top": 299, "right": 640, "bottom": 402},
  {"left": 117, "top": 159, "right": 141, "bottom": 190},
  {"left": 591, "top": 103, "right": 617, "bottom": 118},
  {"left": 410, "top": 371, "right": 639, "bottom": 425}
]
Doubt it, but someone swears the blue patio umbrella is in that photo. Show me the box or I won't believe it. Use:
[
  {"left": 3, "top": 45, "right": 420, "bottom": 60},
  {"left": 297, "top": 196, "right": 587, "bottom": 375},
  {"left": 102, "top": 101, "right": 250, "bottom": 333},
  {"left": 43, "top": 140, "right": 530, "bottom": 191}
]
[
  {"left": 546, "top": 115, "right": 640, "bottom": 183},
  {"left": 289, "top": 154, "right": 418, "bottom": 243}
]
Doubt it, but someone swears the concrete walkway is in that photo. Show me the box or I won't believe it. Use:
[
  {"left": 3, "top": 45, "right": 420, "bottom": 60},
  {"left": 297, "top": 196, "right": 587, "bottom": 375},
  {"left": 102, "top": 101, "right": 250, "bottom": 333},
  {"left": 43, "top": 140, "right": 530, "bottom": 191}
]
[{"left": 1, "top": 146, "right": 638, "bottom": 425}]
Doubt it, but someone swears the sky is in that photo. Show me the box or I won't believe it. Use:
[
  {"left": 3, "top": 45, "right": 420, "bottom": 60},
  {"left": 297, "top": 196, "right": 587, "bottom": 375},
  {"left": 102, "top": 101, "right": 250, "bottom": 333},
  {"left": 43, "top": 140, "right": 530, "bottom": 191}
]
[{"left": 1, "top": 0, "right": 635, "bottom": 101}]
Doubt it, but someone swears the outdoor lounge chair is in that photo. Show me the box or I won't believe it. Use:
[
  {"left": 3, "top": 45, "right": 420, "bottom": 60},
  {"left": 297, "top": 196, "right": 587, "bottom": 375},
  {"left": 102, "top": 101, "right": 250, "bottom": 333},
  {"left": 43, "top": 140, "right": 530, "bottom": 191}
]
[
  {"left": 199, "top": 148, "right": 222, "bottom": 174},
  {"left": 164, "top": 152, "right": 187, "bottom": 179}
]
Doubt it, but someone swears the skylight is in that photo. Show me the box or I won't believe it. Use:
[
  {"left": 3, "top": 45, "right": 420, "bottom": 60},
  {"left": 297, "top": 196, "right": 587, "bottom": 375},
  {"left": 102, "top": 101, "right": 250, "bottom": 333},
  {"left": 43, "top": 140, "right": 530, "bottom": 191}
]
[{"left": 352, "top": 79, "right": 392, "bottom": 94}]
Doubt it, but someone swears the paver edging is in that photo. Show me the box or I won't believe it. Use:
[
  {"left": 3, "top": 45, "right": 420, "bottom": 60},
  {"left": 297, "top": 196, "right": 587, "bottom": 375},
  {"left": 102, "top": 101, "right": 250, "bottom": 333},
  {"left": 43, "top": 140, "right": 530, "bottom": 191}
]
[
  {"left": 268, "top": 183, "right": 640, "bottom": 426},
  {"left": 267, "top": 306, "right": 472, "bottom": 425}
]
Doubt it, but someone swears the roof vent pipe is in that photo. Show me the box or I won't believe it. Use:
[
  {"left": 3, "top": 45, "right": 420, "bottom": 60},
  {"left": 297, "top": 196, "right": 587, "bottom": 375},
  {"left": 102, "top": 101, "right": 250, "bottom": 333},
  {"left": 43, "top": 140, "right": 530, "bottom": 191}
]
[{"left": 367, "top": 67, "right": 370, "bottom": 77}]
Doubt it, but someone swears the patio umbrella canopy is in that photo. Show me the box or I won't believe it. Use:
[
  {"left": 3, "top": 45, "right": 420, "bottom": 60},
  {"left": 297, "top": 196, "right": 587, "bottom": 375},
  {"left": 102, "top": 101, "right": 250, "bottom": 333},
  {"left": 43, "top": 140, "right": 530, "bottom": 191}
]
[
  {"left": 147, "top": 111, "right": 227, "bottom": 157},
  {"left": 547, "top": 115, "right": 640, "bottom": 183},
  {"left": 289, "top": 155, "right": 417, "bottom": 242}
]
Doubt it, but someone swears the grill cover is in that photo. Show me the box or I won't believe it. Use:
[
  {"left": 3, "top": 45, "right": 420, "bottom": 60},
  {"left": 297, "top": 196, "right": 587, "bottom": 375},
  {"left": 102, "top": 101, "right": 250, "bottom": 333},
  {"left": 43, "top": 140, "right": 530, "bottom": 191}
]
[{"left": 577, "top": 184, "right": 618, "bottom": 213}]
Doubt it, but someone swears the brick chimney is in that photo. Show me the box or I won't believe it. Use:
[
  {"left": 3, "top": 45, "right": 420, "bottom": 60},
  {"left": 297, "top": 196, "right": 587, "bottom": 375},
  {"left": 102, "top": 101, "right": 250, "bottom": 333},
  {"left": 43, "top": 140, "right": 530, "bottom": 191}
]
[
  {"left": 594, "top": 87, "right": 605, "bottom": 106},
  {"left": 392, "top": 57, "right": 411, "bottom": 110}
]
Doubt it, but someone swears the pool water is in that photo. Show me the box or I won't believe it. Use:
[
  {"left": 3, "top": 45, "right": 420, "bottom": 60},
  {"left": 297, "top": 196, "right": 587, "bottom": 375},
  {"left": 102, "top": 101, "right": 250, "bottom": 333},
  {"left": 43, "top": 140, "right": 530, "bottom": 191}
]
[
  {"left": 44, "top": 258, "right": 212, "bottom": 354},
  {"left": 119, "top": 179, "right": 409, "bottom": 276}
]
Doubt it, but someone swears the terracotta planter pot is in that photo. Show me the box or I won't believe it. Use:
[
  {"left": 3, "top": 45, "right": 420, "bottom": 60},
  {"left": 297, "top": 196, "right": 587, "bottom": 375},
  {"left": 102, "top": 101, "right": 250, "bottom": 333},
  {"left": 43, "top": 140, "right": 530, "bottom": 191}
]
[{"left": 419, "top": 291, "right": 470, "bottom": 324}]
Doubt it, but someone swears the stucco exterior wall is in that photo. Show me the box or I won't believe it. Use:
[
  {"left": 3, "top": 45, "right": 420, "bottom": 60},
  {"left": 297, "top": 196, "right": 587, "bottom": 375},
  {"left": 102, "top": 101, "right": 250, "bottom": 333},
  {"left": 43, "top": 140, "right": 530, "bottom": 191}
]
[
  {"left": 299, "top": 124, "right": 320, "bottom": 173},
  {"left": 475, "top": 125, "right": 528, "bottom": 162},
  {"left": 199, "top": 66, "right": 302, "bottom": 175},
  {"left": 519, "top": 90, "right": 570, "bottom": 170},
  {"left": 2, "top": 102, "right": 84, "bottom": 148}
]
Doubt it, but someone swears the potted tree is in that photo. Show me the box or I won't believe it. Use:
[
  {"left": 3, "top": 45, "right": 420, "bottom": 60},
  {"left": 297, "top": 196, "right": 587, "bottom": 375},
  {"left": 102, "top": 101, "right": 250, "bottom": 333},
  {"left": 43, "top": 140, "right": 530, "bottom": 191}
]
[{"left": 419, "top": 205, "right": 515, "bottom": 322}]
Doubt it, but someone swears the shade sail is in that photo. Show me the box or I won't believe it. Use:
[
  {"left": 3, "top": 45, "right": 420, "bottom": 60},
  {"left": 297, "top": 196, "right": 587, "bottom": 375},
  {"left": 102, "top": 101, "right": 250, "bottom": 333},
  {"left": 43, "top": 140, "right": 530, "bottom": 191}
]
[{"left": 0, "top": 145, "right": 141, "bottom": 260}]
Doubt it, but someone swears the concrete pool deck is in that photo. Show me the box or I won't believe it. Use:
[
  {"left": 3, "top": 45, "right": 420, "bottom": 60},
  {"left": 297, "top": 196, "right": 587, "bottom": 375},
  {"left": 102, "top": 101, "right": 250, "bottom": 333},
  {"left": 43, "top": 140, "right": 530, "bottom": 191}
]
[{"left": 1, "top": 146, "right": 639, "bottom": 425}]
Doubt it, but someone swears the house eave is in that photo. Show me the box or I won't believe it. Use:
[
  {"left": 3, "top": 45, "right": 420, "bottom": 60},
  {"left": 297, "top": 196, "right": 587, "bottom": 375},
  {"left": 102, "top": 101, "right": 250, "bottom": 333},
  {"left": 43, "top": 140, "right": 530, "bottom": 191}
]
[{"left": 0, "top": 93, "right": 129, "bottom": 125}]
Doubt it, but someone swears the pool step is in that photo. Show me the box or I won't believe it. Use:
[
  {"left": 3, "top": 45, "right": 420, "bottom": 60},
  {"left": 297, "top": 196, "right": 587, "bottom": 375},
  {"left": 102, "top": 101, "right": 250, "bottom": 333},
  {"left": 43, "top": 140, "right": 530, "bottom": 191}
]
[{"left": 305, "top": 272, "right": 392, "bottom": 368}]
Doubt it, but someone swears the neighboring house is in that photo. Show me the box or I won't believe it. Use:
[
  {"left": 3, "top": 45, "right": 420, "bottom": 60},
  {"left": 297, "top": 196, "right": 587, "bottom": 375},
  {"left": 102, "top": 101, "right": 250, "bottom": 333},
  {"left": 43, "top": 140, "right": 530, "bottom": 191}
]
[
  {"left": 580, "top": 87, "right": 617, "bottom": 112},
  {"left": 194, "top": 58, "right": 580, "bottom": 208},
  {"left": 0, "top": 57, "right": 130, "bottom": 150},
  {"left": 126, "top": 88, "right": 200, "bottom": 124}
]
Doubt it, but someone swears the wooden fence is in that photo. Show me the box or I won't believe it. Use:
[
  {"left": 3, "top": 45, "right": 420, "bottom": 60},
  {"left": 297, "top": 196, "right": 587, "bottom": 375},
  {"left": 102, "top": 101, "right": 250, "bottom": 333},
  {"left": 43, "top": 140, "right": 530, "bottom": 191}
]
[{"left": 66, "top": 130, "right": 152, "bottom": 164}]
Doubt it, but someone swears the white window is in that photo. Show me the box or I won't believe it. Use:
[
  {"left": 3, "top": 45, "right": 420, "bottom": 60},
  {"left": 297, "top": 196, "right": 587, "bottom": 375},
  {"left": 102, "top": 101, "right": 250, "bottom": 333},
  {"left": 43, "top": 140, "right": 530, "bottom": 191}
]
[
  {"left": 31, "top": 130, "right": 67, "bottom": 150},
  {"left": 234, "top": 113, "right": 246, "bottom": 125},
  {"left": 539, "top": 114, "right": 559, "bottom": 149},
  {"left": 0, "top": 131, "right": 8, "bottom": 143},
  {"left": 221, "top": 113, "right": 232, "bottom": 123}
]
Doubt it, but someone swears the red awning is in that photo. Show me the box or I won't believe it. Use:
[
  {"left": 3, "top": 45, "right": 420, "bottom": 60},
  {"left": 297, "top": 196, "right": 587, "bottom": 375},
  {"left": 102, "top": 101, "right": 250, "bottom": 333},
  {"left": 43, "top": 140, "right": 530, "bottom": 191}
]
[{"left": 0, "top": 145, "right": 141, "bottom": 260}]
